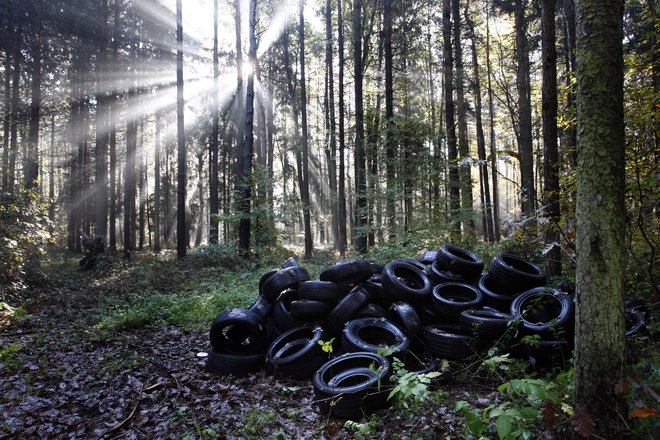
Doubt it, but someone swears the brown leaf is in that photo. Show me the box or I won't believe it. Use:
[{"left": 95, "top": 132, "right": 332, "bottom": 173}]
[
  {"left": 572, "top": 404, "right": 596, "bottom": 438},
  {"left": 613, "top": 379, "right": 629, "bottom": 396},
  {"left": 543, "top": 400, "right": 556, "bottom": 429},
  {"left": 629, "top": 406, "right": 660, "bottom": 418}
]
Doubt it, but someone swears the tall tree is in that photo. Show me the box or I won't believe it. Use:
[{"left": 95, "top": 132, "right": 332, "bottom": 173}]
[
  {"left": 176, "top": 0, "right": 186, "bottom": 260},
  {"left": 514, "top": 0, "right": 536, "bottom": 216},
  {"left": 95, "top": 0, "right": 109, "bottom": 240},
  {"left": 485, "top": 0, "right": 500, "bottom": 239},
  {"left": 7, "top": 17, "right": 21, "bottom": 192},
  {"left": 453, "top": 0, "right": 475, "bottom": 236},
  {"left": 466, "top": 1, "right": 495, "bottom": 243},
  {"left": 353, "top": 0, "right": 367, "bottom": 253},
  {"left": 325, "top": 0, "right": 339, "bottom": 250},
  {"left": 209, "top": 0, "right": 220, "bottom": 244},
  {"left": 573, "top": 0, "right": 626, "bottom": 436},
  {"left": 154, "top": 113, "right": 162, "bottom": 252},
  {"left": 384, "top": 0, "right": 396, "bottom": 239},
  {"left": 108, "top": 0, "right": 120, "bottom": 251},
  {"left": 443, "top": 0, "right": 460, "bottom": 237},
  {"left": 238, "top": 0, "right": 257, "bottom": 252},
  {"left": 337, "top": 0, "right": 348, "bottom": 255},
  {"left": 25, "top": 0, "right": 42, "bottom": 190},
  {"left": 299, "top": 0, "right": 313, "bottom": 258},
  {"left": 541, "top": 0, "right": 561, "bottom": 276},
  {"left": 124, "top": 7, "right": 137, "bottom": 259}
]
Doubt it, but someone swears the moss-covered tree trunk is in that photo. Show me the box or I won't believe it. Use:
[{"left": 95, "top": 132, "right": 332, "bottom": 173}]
[{"left": 573, "top": 0, "right": 627, "bottom": 436}]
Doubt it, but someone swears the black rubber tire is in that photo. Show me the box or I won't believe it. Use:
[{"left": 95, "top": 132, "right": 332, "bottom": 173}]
[
  {"left": 435, "top": 245, "right": 484, "bottom": 278},
  {"left": 488, "top": 253, "right": 546, "bottom": 291},
  {"left": 369, "top": 262, "right": 385, "bottom": 275},
  {"left": 320, "top": 260, "right": 374, "bottom": 284},
  {"left": 206, "top": 349, "right": 263, "bottom": 377},
  {"left": 459, "top": 308, "right": 513, "bottom": 342},
  {"left": 381, "top": 260, "right": 432, "bottom": 305},
  {"left": 625, "top": 309, "right": 646, "bottom": 337},
  {"left": 423, "top": 324, "right": 476, "bottom": 361},
  {"left": 262, "top": 267, "right": 311, "bottom": 303},
  {"left": 431, "top": 282, "right": 484, "bottom": 323},
  {"left": 520, "top": 339, "right": 571, "bottom": 370},
  {"left": 362, "top": 276, "right": 394, "bottom": 307},
  {"left": 625, "top": 297, "right": 648, "bottom": 313},
  {"left": 248, "top": 297, "right": 273, "bottom": 322},
  {"left": 209, "top": 309, "right": 266, "bottom": 354},
  {"left": 265, "top": 325, "right": 329, "bottom": 379},
  {"left": 398, "top": 258, "right": 429, "bottom": 273},
  {"left": 313, "top": 352, "right": 390, "bottom": 419},
  {"left": 298, "top": 281, "right": 348, "bottom": 305},
  {"left": 273, "top": 290, "right": 307, "bottom": 332},
  {"left": 478, "top": 273, "right": 521, "bottom": 311},
  {"left": 289, "top": 300, "right": 333, "bottom": 322},
  {"left": 356, "top": 303, "right": 389, "bottom": 319},
  {"left": 341, "top": 317, "right": 410, "bottom": 355},
  {"left": 281, "top": 257, "right": 302, "bottom": 269},
  {"left": 398, "top": 351, "right": 440, "bottom": 375},
  {"left": 419, "top": 250, "right": 438, "bottom": 266},
  {"left": 389, "top": 302, "right": 423, "bottom": 338},
  {"left": 323, "top": 286, "right": 371, "bottom": 336},
  {"left": 510, "top": 287, "right": 574, "bottom": 336},
  {"left": 428, "top": 261, "right": 470, "bottom": 285},
  {"left": 258, "top": 269, "right": 278, "bottom": 296},
  {"left": 416, "top": 303, "right": 443, "bottom": 326}
]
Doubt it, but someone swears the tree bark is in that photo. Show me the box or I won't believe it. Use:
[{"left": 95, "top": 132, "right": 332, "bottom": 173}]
[
  {"left": 124, "top": 23, "right": 137, "bottom": 259},
  {"left": 95, "top": 0, "right": 108, "bottom": 240},
  {"left": 337, "top": 0, "right": 348, "bottom": 255},
  {"left": 109, "top": 0, "right": 120, "bottom": 251},
  {"left": 515, "top": 0, "right": 536, "bottom": 216},
  {"left": 154, "top": 113, "right": 161, "bottom": 252},
  {"left": 325, "top": 0, "right": 339, "bottom": 249},
  {"left": 26, "top": 0, "right": 42, "bottom": 190},
  {"left": 299, "top": 1, "right": 313, "bottom": 258},
  {"left": 485, "top": 0, "right": 500, "bottom": 239},
  {"left": 574, "top": 1, "right": 627, "bottom": 437},
  {"left": 8, "top": 21, "right": 21, "bottom": 193},
  {"left": 176, "top": 0, "right": 186, "bottom": 259},
  {"left": 443, "top": 0, "right": 460, "bottom": 237},
  {"left": 466, "top": 2, "right": 494, "bottom": 243},
  {"left": 384, "top": 0, "right": 396, "bottom": 239},
  {"left": 353, "top": 0, "right": 367, "bottom": 253},
  {"left": 542, "top": 0, "right": 561, "bottom": 276},
  {"left": 209, "top": 0, "right": 220, "bottom": 244},
  {"left": 238, "top": 0, "right": 257, "bottom": 253}
]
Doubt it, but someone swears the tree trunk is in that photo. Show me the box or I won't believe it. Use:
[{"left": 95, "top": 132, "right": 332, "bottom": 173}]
[
  {"left": 573, "top": 1, "right": 627, "bottom": 436},
  {"left": 515, "top": 0, "right": 536, "bottom": 216},
  {"left": 562, "top": 0, "right": 577, "bottom": 165},
  {"left": 466, "top": 2, "right": 494, "bottom": 243},
  {"left": 176, "top": 0, "right": 186, "bottom": 259},
  {"left": 124, "top": 38, "right": 137, "bottom": 259},
  {"left": 2, "top": 21, "right": 11, "bottom": 191},
  {"left": 238, "top": 0, "right": 257, "bottom": 253},
  {"left": 337, "top": 0, "right": 348, "bottom": 255},
  {"left": 109, "top": 0, "right": 120, "bottom": 251},
  {"left": 48, "top": 114, "right": 55, "bottom": 229},
  {"left": 8, "top": 21, "right": 21, "bottom": 193},
  {"left": 453, "top": 0, "right": 475, "bottom": 236},
  {"left": 154, "top": 113, "right": 161, "bottom": 252},
  {"left": 353, "top": 0, "right": 367, "bottom": 253},
  {"left": 209, "top": 0, "right": 220, "bottom": 244},
  {"left": 542, "top": 0, "right": 561, "bottom": 276},
  {"left": 384, "top": 0, "right": 396, "bottom": 239},
  {"left": 443, "top": 0, "right": 460, "bottom": 237},
  {"left": 485, "top": 0, "right": 500, "bottom": 239},
  {"left": 25, "top": 0, "right": 42, "bottom": 190},
  {"left": 325, "top": 0, "right": 339, "bottom": 250},
  {"left": 298, "top": 1, "right": 313, "bottom": 258},
  {"left": 95, "top": 0, "right": 108, "bottom": 241}
]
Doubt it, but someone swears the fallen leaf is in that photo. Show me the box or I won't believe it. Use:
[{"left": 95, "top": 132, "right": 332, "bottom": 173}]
[{"left": 629, "top": 406, "right": 660, "bottom": 418}]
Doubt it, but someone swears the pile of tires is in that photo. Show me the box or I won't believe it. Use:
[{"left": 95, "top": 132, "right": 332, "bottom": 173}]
[{"left": 205, "top": 247, "right": 618, "bottom": 418}]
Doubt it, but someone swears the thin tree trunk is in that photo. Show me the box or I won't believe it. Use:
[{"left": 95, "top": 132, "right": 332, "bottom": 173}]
[
  {"left": 574, "top": 1, "right": 626, "bottom": 435},
  {"left": 485, "top": 0, "right": 500, "bottom": 239},
  {"left": 26, "top": 0, "right": 42, "bottom": 190},
  {"left": 453, "top": 0, "right": 475, "bottom": 236},
  {"left": 443, "top": 0, "right": 460, "bottom": 237},
  {"left": 299, "top": 1, "right": 313, "bottom": 258},
  {"left": 384, "top": 0, "right": 396, "bottom": 239},
  {"left": 238, "top": 0, "right": 257, "bottom": 253},
  {"left": 176, "top": 0, "right": 186, "bottom": 259},
  {"left": 8, "top": 22, "right": 21, "bottom": 192},
  {"left": 109, "top": 0, "right": 120, "bottom": 251},
  {"left": 154, "top": 113, "right": 161, "bottom": 252},
  {"left": 353, "top": 0, "right": 367, "bottom": 253},
  {"left": 337, "top": 0, "right": 348, "bottom": 255},
  {"left": 325, "top": 0, "right": 339, "bottom": 249},
  {"left": 209, "top": 0, "right": 220, "bottom": 244},
  {"left": 48, "top": 114, "right": 55, "bottom": 229},
  {"left": 95, "top": 0, "right": 108, "bottom": 240},
  {"left": 466, "top": 2, "right": 494, "bottom": 243},
  {"left": 2, "top": 23, "right": 10, "bottom": 191},
  {"left": 515, "top": 0, "right": 536, "bottom": 216},
  {"left": 542, "top": 0, "right": 561, "bottom": 276}
]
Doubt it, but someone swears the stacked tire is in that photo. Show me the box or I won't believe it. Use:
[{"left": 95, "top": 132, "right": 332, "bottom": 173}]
[{"left": 206, "top": 247, "right": 584, "bottom": 417}]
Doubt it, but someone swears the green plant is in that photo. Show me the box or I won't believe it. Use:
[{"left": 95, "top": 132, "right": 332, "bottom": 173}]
[
  {"left": 386, "top": 357, "right": 445, "bottom": 409},
  {"left": 0, "top": 342, "right": 23, "bottom": 373},
  {"left": 317, "top": 338, "right": 335, "bottom": 356}
]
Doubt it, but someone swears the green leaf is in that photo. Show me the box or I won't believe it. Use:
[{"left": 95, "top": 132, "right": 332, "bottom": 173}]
[{"left": 496, "top": 415, "right": 512, "bottom": 439}]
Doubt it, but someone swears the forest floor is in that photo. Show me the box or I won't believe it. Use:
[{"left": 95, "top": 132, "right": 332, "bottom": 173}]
[{"left": 0, "top": 248, "right": 577, "bottom": 439}]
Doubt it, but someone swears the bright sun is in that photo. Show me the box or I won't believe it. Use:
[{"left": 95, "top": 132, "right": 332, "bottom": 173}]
[{"left": 242, "top": 60, "right": 255, "bottom": 76}]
